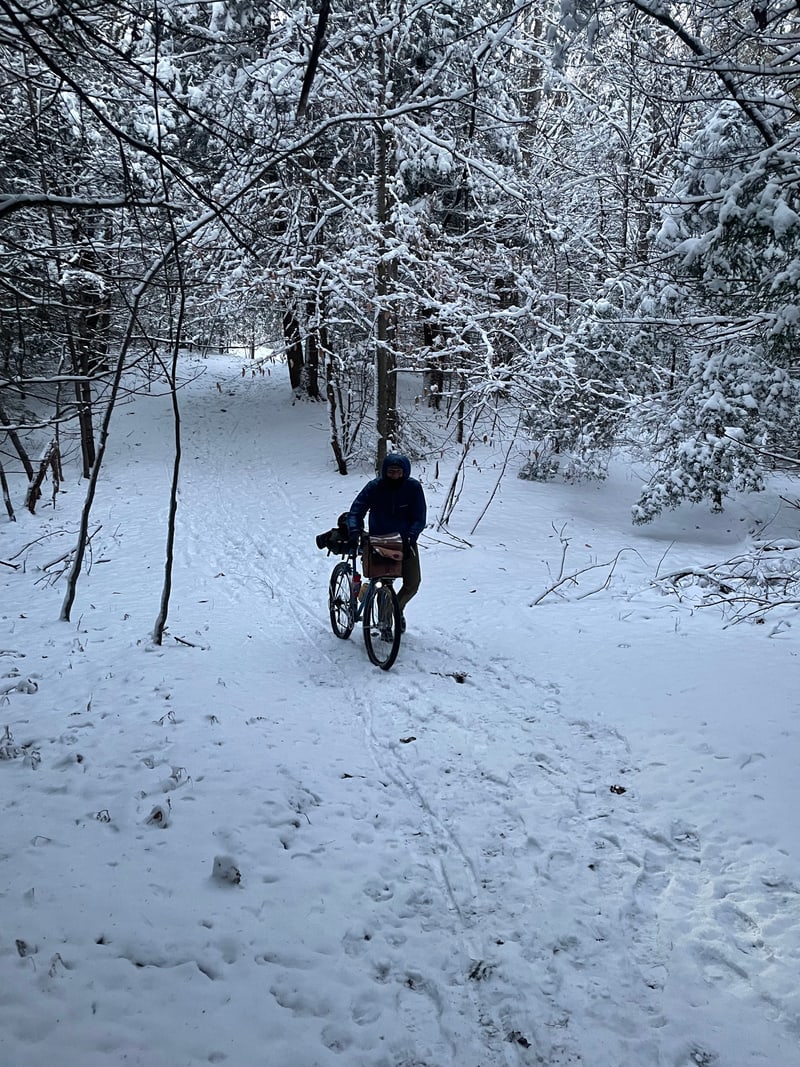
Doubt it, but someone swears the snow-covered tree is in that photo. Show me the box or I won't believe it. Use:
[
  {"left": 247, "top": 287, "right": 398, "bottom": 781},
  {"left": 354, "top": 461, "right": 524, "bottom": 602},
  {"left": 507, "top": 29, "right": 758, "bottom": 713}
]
[
  {"left": 632, "top": 102, "right": 800, "bottom": 520},
  {"left": 521, "top": 0, "right": 800, "bottom": 518}
]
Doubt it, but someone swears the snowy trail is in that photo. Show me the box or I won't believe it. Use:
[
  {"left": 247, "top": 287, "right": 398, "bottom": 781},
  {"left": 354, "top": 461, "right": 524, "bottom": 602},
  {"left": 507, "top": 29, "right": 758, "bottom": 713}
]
[
  {"left": 166, "top": 360, "right": 631, "bottom": 1064},
  {"left": 172, "top": 365, "right": 514, "bottom": 1063},
  {"left": 1, "top": 355, "right": 798, "bottom": 1067},
  {"left": 164, "top": 363, "right": 706, "bottom": 1064}
]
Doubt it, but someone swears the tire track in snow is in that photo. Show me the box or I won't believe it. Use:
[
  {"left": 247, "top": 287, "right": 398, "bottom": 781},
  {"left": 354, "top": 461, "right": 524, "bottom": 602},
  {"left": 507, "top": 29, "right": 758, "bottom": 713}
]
[
  {"left": 362, "top": 628, "right": 677, "bottom": 1066},
  {"left": 317, "top": 633, "right": 547, "bottom": 1063},
  {"left": 286, "top": 622, "right": 504, "bottom": 1064}
]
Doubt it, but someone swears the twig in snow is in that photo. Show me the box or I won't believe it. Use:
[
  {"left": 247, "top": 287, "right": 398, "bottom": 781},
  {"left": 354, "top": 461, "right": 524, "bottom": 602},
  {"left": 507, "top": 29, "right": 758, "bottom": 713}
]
[
  {"left": 532, "top": 525, "right": 639, "bottom": 605},
  {"left": 469, "top": 416, "right": 521, "bottom": 536},
  {"left": 654, "top": 540, "right": 676, "bottom": 579},
  {"left": 424, "top": 529, "right": 472, "bottom": 549}
]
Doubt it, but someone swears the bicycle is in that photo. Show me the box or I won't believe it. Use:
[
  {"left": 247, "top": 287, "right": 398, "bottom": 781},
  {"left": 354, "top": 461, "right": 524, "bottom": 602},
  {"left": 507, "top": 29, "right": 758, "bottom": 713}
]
[{"left": 328, "top": 533, "right": 403, "bottom": 670}]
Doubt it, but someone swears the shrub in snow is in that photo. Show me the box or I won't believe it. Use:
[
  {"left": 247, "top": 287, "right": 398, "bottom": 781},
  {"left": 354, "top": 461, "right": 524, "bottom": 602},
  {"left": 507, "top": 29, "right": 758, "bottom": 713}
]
[{"left": 633, "top": 348, "right": 800, "bottom": 522}]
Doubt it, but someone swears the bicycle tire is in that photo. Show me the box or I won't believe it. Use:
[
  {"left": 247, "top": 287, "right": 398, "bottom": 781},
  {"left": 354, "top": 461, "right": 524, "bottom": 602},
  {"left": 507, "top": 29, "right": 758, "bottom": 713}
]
[
  {"left": 363, "top": 581, "right": 402, "bottom": 670},
  {"left": 329, "top": 561, "right": 355, "bottom": 639}
]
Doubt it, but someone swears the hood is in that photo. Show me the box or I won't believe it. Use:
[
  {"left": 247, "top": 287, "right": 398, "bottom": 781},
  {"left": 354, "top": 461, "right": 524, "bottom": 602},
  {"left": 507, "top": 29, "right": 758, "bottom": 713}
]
[{"left": 381, "top": 452, "right": 411, "bottom": 481}]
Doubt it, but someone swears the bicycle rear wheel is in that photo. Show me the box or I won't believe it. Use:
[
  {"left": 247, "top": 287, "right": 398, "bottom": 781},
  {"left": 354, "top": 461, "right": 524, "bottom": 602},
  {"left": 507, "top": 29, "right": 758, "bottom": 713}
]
[
  {"left": 329, "top": 561, "right": 355, "bottom": 639},
  {"left": 363, "top": 581, "right": 402, "bottom": 670}
]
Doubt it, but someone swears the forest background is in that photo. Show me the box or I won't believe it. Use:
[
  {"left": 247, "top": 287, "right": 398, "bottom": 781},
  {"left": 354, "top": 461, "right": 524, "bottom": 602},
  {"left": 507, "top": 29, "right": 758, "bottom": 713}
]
[
  {"left": 3, "top": 0, "right": 800, "bottom": 620},
  {"left": 3, "top": 10, "right": 800, "bottom": 1062}
]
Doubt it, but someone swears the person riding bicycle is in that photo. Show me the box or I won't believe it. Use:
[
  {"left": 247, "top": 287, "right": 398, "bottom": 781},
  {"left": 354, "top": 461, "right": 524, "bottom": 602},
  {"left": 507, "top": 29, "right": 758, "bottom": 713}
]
[{"left": 346, "top": 452, "right": 426, "bottom": 631}]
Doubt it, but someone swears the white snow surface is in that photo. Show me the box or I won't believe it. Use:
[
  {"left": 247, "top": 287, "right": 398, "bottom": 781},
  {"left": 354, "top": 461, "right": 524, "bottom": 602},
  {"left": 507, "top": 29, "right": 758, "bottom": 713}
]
[{"left": 1, "top": 354, "right": 798, "bottom": 1067}]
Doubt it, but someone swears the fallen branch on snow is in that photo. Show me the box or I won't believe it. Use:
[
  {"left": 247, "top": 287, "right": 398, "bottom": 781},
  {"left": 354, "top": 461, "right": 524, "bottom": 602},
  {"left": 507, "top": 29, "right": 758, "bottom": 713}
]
[
  {"left": 531, "top": 523, "right": 641, "bottom": 605},
  {"left": 652, "top": 541, "right": 800, "bottom": 625}
]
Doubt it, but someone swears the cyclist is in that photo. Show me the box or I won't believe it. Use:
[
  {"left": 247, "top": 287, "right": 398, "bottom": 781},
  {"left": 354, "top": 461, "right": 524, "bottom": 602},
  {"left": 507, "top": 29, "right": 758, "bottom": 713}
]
[{"left": 346, "top": 453, "right": 427, "bottom": 631}]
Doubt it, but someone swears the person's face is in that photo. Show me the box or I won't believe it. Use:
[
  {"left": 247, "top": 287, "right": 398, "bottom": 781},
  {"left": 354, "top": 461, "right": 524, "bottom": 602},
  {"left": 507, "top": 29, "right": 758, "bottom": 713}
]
[{"left": 386, "top": 465, "right": 403, "bottom": 480}]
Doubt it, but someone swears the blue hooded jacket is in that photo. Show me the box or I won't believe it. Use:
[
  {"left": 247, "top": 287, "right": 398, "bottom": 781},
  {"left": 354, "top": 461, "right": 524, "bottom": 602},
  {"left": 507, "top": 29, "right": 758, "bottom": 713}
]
[{"left": 347, "top": 453, "right": 426, "bottom": 544}]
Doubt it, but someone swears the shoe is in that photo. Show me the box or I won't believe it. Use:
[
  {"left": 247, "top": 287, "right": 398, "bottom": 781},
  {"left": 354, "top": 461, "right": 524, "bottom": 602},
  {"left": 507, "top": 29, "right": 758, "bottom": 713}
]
[{"left": 379, "top": 627, "right": 392, "bottom": 642}]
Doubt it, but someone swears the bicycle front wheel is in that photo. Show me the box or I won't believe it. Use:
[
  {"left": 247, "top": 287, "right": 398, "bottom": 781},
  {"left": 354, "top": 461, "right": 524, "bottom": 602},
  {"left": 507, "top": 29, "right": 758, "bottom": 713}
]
[
  {"left": 363, "top": 581, "right": 402, "bottom": 670},
  {"left": 329, "top": 561, "right": 355, "bottom": 639}
]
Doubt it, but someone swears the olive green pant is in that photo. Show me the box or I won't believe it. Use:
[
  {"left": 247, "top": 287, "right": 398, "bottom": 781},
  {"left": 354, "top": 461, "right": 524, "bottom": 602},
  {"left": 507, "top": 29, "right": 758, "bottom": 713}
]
[{"left": 397, "top": 548, "right": 421, "bottom": 613}]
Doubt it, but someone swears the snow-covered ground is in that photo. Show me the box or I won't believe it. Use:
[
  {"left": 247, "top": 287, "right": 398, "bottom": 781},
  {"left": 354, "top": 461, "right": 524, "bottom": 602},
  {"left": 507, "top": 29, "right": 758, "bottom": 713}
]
[{"left": 1, "top": 354, "right": 798, "bottom": 1067}]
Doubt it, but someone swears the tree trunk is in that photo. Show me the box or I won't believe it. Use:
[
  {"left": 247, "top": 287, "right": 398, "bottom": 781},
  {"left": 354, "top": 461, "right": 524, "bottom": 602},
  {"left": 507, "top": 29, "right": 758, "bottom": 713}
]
[
  {"left": 0, "top": 400, "right": 34, "bottom": 482},
  {"left": 283, "top": 308, "right": 304, "bottom": 389},
  {"left": 304, "top": 296, "right": 321, "bottom": 399},
  {"left": 422, "top": 313, "right": 444, "bottom": 409},
  {"left": 374, "top": 37, "right": 397, "bottom": 469},
  {"left": 25, "top": 439, "right": 60, "bottom": 513},
  {"left": 326, "top": 353, "right": 348, "bottom": 475},
  {"left": 152, "top": 349, "right": 182, "bottom": 646},
  {"left": 61, "top": 337, "right": 128, "bottom": 622},
  {"left": 0, "top": 460, "right": 15, "bottom": 521}
]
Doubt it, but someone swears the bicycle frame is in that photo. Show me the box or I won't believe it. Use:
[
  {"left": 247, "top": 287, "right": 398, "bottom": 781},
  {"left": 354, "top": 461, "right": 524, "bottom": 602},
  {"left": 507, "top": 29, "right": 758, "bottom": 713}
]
[
  {"left": 348, "top": 549, "right": 394, "bottom": 621},
  {"left": 328, "top": 542, "right": 403, "bottom": 669}
]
